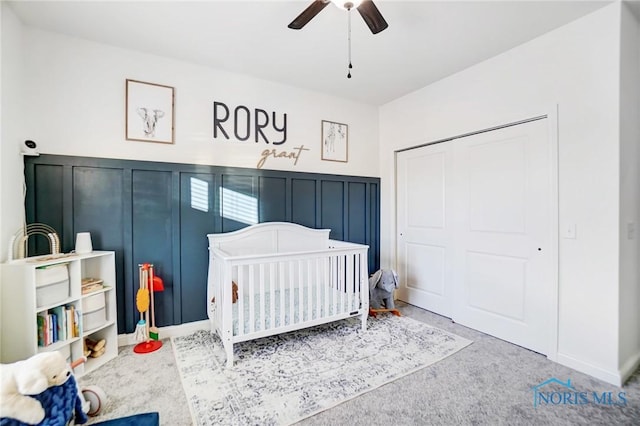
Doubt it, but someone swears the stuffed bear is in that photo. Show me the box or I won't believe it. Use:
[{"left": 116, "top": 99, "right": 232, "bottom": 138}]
[
  {"left": 369, "top": 269, "right": 399, "bottom": 309},
  {"left": 211, "top": 281, "right": 239, "bottom": 304},
  {"left": 0, "top": 351, "right": 71, "bottom": 424}
]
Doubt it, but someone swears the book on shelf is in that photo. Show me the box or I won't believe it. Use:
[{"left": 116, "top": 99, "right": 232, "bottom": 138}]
[
  {"left": 37, "top": 312, "right": 46, "bottom": 346},
  {"left": 51, "top": 313, "right": 57, "bottom": 342},
  {"left": 74, "top": 308, "right": 81, "bottom": 337},
  {"left": 47, "top": 313, "right": 52, "bottom": 345},
  {"left": 66, "top": 307, "right": 74, "bottom": 339},
  {"left": 52, "top": 305, "right": 67, "bottom": 341}
]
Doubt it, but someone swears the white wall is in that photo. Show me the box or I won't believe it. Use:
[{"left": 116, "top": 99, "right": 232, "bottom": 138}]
[
  {"left": 1, "top": 3, "right": 26, "bottom": 263},
  {"left": 380, "top": 4, "right": 626, "bottom": 384},
  {"left": 618, "top": 2, "right": 640, "bottom": 381},
  {"left": 18, "top": 28, "right": 379, "bottom": 178}
]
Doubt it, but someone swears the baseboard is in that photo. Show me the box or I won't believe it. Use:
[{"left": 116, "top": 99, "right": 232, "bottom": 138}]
[
  {"left": 117, "top": 320, "right": 210, "bottom": 347},
  {"left": 556, "top": 352, "right": 622, "bottom": 386},
  {"left": 619, "top": 351, "right": 640, "bottom": 386}
]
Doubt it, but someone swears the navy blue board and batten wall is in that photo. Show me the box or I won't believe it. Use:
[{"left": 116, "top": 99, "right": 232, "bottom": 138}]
[{"left": 24, "top": 155, "right": 380, "bottom": 334}]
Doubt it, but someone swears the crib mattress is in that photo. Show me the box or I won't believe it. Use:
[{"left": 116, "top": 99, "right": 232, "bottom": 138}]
[{"left": 230, "top": 286, "right": 361, "bottom": 335}]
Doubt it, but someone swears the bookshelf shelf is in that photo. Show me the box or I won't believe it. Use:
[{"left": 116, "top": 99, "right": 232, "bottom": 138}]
[
  {"left": 37, "top": 337, "right": 81, "bottom": 353},
  {"left": 83, "top": 319, "right": 115, "bottom": 335},
  {"left": 36, "top": 295, "right": 78, "bottom": 313},
  {"left": 1, "top": 251, "right": 118, "bottom": 377}
]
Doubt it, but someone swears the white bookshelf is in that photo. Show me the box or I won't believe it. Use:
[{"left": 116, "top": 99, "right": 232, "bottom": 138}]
[{"left": 0, "top": 251, "right": 117, "bottom": 377}]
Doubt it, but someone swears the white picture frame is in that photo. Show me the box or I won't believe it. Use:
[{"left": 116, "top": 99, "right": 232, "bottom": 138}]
[{"left": 126, "top": 79, "right": 175, "bottom": 144}]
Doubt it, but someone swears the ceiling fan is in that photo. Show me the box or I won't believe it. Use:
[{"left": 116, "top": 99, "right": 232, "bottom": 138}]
[{"left": 288, "top": 0, "right": 389, "bottom": 35}]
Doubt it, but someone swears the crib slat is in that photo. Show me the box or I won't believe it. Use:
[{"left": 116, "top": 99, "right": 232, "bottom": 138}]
[
  {"left": 350, "top": 255, "right": 354, "bottom": 309},
  {"left": 334, "top": 255, "right": 340, "bottom": 314},
  {"left": 353, "top": 254, "right": 361, "bottom": 309},
  {"left": 347, "top": 254, "right": 353, "bottom": 312},
  {"left": 332, "top": 256, "right": 337, "bottom": 315},
  {"left": 298, "top": 260, "right": 304, "bottom": 322},
  {"left": 270, "top": 262, "right": 276, "bottom": 329},
  {"left": 279, "top": 262, "right": 285, "bottom": 327},
  {"left": 249, "top": 264, "right": 255, "bottom": 334},
  {"left": 289, "top": 261, "right": 295, "bottom": 325},
  {"left": 259, "top": 263, "right": 265, "bottom": 331},
  {"left": 337, "top": 255, "right": 342, "bottom": 313},
  {"left": 237, "top": 266, "right": 244, "bottom": 336},
  {"left": 339, "top": 255, "right": 345, "bottom": 314},
  {"left": 360, "top": 253, "right": 365, "bottom": 308},
  {"left": 325, "top": 257, "right": 331, "bottom": 318},
  {"left": 315, "top": 258, "right": 321, "bottom": 321},
  {"left": 307, "top": 259, "right": 312, "bottom": 322}
]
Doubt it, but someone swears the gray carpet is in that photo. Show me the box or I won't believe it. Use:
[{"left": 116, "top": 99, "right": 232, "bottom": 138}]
[{"left": 79, "top": 302, "right": 640, "bottom": 425}]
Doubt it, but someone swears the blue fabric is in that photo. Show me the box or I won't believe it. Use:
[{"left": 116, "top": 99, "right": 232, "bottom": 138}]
[
  {"left": 92, "top": 412, "right": 159, "bottom": 426},
  {"left": 0, "top": 375, "right": 87, "bottom": 426}
]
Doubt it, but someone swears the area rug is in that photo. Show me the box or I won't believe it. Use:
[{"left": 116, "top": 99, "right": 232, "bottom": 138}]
[{"left": 171, "top": 315, "right": 472, "bottom": 426}]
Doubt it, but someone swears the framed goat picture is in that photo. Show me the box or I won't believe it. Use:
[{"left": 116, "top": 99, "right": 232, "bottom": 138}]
[
  {"left": 126, "top": 79, "right": 175, "bottom": 144},
  {"left": 321, "top": 120, "right": 348, "bottom": 162}
]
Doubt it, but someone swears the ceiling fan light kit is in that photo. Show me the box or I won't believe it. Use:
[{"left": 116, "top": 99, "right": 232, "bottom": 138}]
[
  {"left": 331, "top": 1, "right": 363, "bottom": 11},
  {"left": 288, "top": 0, "right": 388, "bottom": 79}
]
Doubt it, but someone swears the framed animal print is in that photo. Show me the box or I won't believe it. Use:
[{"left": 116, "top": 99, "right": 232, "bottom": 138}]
[
  {"left": 321, "top": 120, "right": 348, "bottom": 162},
  {"left": 126, "top": 79, "right": 175, "bottom": 144}
]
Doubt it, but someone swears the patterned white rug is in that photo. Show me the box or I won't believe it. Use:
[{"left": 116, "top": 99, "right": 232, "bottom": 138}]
[{"left": 171, "top": 315, "right": 472, "bottom": 426}]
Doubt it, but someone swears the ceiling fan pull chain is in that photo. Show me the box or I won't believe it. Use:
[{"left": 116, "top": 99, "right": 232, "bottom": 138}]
[{"left": 347, "top": 8, "right": 352, "bottom": 78}]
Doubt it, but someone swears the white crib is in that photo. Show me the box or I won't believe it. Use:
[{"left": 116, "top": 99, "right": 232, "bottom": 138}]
[{"left": 207, "top": 222, "right": 369, "bottom": 367}]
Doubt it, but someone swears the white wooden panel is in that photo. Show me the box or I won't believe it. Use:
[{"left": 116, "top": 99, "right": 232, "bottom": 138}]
[
  {"left": 466, "top": 252, "right": 526, "bottom": 321},
  {"left": 406, "top": 152, "right": 445, "bottom": 229},
  {"left": 405, "top": 243, "right": 445, "bottom": 296},
  {"left": 468, "top": 136, "right": 526, "bottom": 234}
]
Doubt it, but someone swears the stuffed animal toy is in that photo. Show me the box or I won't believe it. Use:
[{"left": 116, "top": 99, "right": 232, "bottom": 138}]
[
  {"left": 231, "top": 281, "right": 239, "bottom": 304},
  {"left": 211, "top": 281, "right": 239, "bottom": 304},
  {"left": 0, "top": 351, "right": 72, "bottom": 424},
  {"left": 369, "top": 269, "right": 399, "bottom": 309}
]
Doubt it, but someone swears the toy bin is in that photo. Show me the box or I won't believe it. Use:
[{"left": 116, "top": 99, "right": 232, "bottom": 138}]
[
  {"left": 82, "top": 292, "right": 106, "bottom": 332},
  {"left": 35, "top": 263, "right": 69, "bottom": 307}
]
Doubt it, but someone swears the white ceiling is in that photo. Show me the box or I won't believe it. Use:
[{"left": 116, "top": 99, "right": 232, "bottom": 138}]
[{"left": 8, "top": 0, "right": 613, "bottom": 105}]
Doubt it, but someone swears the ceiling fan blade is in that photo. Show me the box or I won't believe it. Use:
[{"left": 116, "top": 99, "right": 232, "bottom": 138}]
[
  {"left": 288, "top": 0, "right": 330, "bottom": 30},
  {"left": 357, "top": 0, "right": 388, "bottom": 34}
]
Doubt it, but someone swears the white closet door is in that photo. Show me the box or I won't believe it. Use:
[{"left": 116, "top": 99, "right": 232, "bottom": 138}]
[
  {"left": 396, "top": 118, "right": 554, "bottom": 356},
  {"left": 396, "top": 142, "right": 454, "bottom": 317},
  {"left": 451, "top": 119, "right": 553, "bottom": 355}
]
